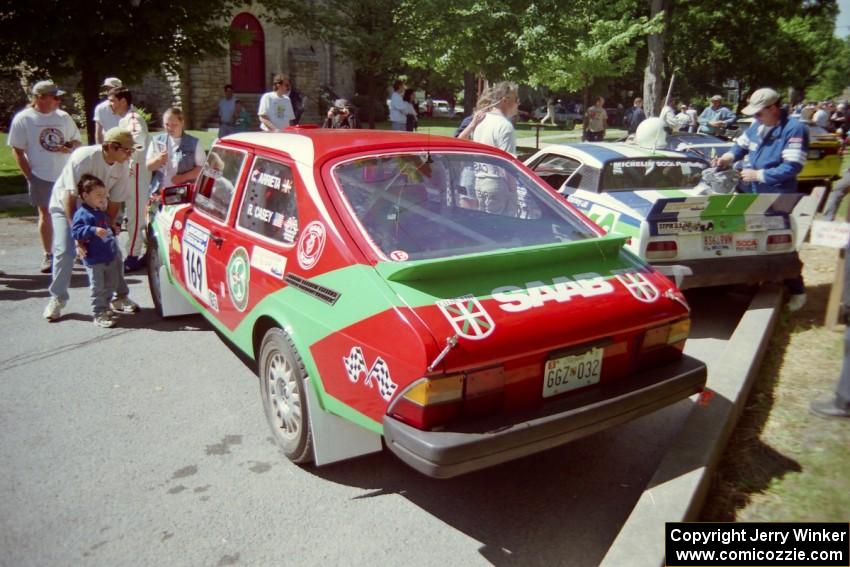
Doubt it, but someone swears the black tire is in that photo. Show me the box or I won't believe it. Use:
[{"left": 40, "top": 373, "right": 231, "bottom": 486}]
[
  {"left": 146, "top": 227, "right": 164, "bottom": 318},
  {"left": 259, "top": 328, "right": 314, "bottom": 464}
]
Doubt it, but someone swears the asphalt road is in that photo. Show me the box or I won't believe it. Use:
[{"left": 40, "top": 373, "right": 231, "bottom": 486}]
[{"left": 0, "top": 217, "right": 752, "bottom": 567}]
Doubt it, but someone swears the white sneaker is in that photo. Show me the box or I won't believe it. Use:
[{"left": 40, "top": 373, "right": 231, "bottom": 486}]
[
  {"left": 110, "top": 296, "right": 140, "bottom": 314},
  {"left": 43, "top": 297, "right": 66, "bottom": 321},
  {"left": 93, "top": 313, "right": 115, "bottom": 328},
  {"left": 787, "top": 293, "right": 807, "bottom": 312}
]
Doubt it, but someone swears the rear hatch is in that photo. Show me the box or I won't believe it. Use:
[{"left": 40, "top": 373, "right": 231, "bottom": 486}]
[{"left": 376, "top": 234, "right": 691, "bottom": 415}]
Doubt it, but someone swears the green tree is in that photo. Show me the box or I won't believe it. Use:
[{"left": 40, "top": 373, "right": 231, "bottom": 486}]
[
  {"left": 519, "top": 0, "right": 662, "bottom": 109},
  {"left": 0, "top": 0, "right": 239, "bottom": 140}
]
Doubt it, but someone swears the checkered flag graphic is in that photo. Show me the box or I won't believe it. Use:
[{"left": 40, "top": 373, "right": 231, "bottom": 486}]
[
  {"left": 365, "top": 358, "right": 398, "bottom": 401},
  {"left": 342, "top": 346, "right": 367, "bottom": 383}
]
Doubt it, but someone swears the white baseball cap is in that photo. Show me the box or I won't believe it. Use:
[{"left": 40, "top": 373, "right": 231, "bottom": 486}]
[
  {"left": 101, "top": 77, "right": 123, "bottom": 89},
  {"left": 742, "top": 88, "right": 780, "bottom": 115}
]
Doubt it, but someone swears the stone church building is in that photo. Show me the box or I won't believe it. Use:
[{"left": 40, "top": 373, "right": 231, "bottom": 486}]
[{"left": 131, "top": 6, "right": 354, "bottom": 129}]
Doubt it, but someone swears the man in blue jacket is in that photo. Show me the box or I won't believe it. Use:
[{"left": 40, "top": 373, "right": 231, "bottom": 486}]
[
  {"left": 717, "top": 87, "right": 809, "bottom": 310},
  {"left": 717, "top": 88, "right": 809, "bottom": 194}
]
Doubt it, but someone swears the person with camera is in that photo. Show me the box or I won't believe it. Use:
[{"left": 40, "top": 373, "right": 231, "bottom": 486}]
[
  {"left": 322, "top": 99, "right": 360, "bottom": 129},
  {"left": 8, "top": 80, "right": 82, "bottom": 274}
]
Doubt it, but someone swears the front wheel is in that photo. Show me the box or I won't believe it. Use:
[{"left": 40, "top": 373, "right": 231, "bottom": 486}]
[{"left": 259, "top": 328, "right": 314, "bottom": 464}]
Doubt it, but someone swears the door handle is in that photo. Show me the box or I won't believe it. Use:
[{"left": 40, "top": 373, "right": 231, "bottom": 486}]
[{"left": 210, "top": 233, "right": 224, "bottom": 248}]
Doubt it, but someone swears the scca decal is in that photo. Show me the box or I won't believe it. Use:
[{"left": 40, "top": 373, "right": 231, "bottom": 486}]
[{"left": 492, "top": 273, "right": 614, "bottom": 312}]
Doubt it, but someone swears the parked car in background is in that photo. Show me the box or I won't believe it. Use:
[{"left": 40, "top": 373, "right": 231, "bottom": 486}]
[
  {"left": 146, "top": 128, "right": 706, "bottom": 478},
  {"left": 525, "top": 141, "right": 803, "bottom": 289}
]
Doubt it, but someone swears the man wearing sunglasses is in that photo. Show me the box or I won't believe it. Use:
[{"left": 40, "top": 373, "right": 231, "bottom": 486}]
[
  {"left": 716, "top": 87, "right": 810, "bottom": 311},
  {"left": 8, "top": 80, "right": 82, "bottom": 273},
  {"left": 258, "top": 74, "right": 295, "bottom": 132},
  {"left": 43, "top": 128, "right": 142, "bottom": 322}
]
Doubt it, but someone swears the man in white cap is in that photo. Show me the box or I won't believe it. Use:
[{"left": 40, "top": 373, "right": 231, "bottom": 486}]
[
  {"left": 107, "top": 86, "right": 151, "bottom": 273},
  {"left": 43, "top": 127, "right": 141, "bottom": 321},
  {"left": 8, "top": 80, "right": 82, "bottom": 273},
  {"left": 697, "top": 95, "right": 737, "bottom": 136},
  {"left": 94, "top": 77, "right": 123, "bottom": 144},
  {"left": 716, "top": 87, "right": 809, "bottom": 310}
]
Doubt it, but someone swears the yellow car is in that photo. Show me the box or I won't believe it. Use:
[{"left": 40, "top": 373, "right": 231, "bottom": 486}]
[{"left": 797, "top": 125, "right": 843, "bottom": 190}]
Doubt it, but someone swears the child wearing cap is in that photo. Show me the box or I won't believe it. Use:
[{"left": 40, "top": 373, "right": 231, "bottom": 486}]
[{"left": 71, "top": 174, "right": 122, "bottom": 328}]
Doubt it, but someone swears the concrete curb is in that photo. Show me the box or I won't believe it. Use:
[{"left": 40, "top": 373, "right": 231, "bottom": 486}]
[{"left": 601, "top": 283, "right": 784, "bottom": 567}]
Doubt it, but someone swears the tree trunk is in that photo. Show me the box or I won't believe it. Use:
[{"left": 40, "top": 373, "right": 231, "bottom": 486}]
[
  {"left": 366, "top": 73, "right": 375, "bottom": 129},
  {"left": 643, "top": 0, "right": 668, "bottom": 116},
  {"left": 80, "top": 66, "right": 100, "bottom": 143},
  {"left": 463, "top": 70, "right": 475, "bottom": 115}
]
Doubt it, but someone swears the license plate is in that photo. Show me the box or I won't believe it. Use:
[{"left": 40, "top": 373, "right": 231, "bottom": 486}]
[
  {"left": 703, "top": 233, "right": 732, "bottom": 251},
  {"left": 808, "top": 150, "right": 821, "bottom": 159},
  {"left": 543, "top": 347, "right": 603, "bottom": 398}
]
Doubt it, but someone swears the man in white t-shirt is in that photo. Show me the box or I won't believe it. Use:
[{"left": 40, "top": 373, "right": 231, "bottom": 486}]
[
  {"left": 108, "top": 87, "right": 151, "bottom": 272},
  {"left": 258, "top": 74, "right": 295, "bottom": 132},
  {"left": 43, "top": 128, "right": 141, "bottom": 322},
  {"left": 94, "top": 77, "right": 123, "bottom": 144},
  {"left": 472, "top": 81, "right": 519, "bottom": 216},
  {"left": 8, "top": 80, "right": 82, "bottom": 273}
]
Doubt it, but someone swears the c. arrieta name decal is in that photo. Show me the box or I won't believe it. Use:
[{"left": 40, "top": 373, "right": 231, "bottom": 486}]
[
  {"left": 342, "top": 346, "right": 398, "bottom": 401},
  {"left": 492, "top": 273, "right": 614, "bottom": 312}
]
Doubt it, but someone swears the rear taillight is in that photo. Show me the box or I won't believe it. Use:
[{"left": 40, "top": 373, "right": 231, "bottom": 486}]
[
  {"left": 389, "top": 375, "right": 464, "bottom": 430},
  {"left": 766, "top": 233, "right": 793, "bottom": 252},
  {"left": 639, "top": 317, "right": 690, "bottom": 368},
  {"left": 646, "top": 240, "right": 678, "bottom": 260},
  {"left": 388, "top": 366, "right": 510, "bottom": 430}
]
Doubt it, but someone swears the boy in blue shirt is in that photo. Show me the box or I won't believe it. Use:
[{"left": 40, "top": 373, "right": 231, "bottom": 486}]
[{"left": 71, "top": 174, "right": 122, "bottom": 328}]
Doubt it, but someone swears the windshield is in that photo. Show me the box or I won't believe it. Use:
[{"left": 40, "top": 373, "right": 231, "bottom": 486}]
[
  {"left": 600, "top": 158, "right": 707, "bottom": 191},
  {"left": 332, "top": 152, "right": 596, "bottom": 261}
]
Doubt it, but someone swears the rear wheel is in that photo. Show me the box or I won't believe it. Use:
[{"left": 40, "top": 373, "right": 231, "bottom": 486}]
[
  {"left": 146, "top": 227, "right": 164, "bottom": 317},
  {"left": 259, "top": 328, "right": 313, "bottom": 463}
]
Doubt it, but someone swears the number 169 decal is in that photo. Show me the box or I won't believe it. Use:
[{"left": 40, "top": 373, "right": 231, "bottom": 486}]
[{"left": 182, "top": 221, "right": 211, "bottom": 304}]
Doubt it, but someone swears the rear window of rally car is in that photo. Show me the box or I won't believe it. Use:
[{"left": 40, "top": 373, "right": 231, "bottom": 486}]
[{"left": 331, "top": 151, "right": 597, "bottom": 261}]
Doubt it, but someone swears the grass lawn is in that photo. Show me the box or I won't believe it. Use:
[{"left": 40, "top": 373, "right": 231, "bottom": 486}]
[{"left": 701, "top": 243, "right": 850, "bottom": 521}]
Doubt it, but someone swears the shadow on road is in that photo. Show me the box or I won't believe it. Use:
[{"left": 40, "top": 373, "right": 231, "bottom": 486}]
[{"left": 0, "top": 270, "right": 89, "bottom": 301}]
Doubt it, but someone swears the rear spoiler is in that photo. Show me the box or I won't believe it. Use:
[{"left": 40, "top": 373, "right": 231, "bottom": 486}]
[{"left": 376, "top": 234, "right": 631, "bottom": 283}]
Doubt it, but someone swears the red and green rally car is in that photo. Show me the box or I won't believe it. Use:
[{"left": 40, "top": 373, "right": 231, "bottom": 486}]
[{"left": 147, "top": 129, "right": 706, "bottom": 478}]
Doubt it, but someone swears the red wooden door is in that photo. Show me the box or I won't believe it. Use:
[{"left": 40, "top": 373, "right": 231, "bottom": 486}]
[{"left": 230, "top": 13, "right": 265, "bottom": 93}]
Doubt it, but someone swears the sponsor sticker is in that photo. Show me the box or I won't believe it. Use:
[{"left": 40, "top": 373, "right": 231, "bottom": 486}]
[
  {"left": 342, "top": 346, "right": 398, "bottom": 401},
  {"left": 208, "top": 290, "right": 220, "bottom": 312},
  {"left": 250, "top": 245, "right": 287, "bottom": 279},
  {"left": 173, "top": 220, "right": 182, "bottom": 231},
  {"left": 746, "top": 215, "right": 785, "bottom": 231},
  {"left": 283, "top": 217, "right": 299, "bottom": 243},
  {"left": 657, "top": 220, "right": 715, "bottom": 235},
  {"left": 436, "top": 295, "right": 496, "bottom": 340},
  {"left": 389, "top": 250, "right": 409, "bottom": 261},
  {"left": 171, "top": 235, "right": 181, "bottom": 253},
  {"left": 297, "top": 221, "right": 326, "bottom": 270},
  {"left": 226, "top": 247, "right": 250, "bottom": 312},
  {"left": 735, "top": 238, "right": 759, "bottom": 251}
]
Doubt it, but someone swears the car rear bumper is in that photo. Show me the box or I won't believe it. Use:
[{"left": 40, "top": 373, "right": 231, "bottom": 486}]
[
  {"left": 652, "top": 252, "right": 801, "bottom": 289},
  {"left": 383, "top": 355, "right": 706, "bottom": 479}
]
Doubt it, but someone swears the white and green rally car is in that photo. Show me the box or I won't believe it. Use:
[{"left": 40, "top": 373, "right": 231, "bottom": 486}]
[{"left": 525, "top": 142, "right": 803, "bottom": 289}]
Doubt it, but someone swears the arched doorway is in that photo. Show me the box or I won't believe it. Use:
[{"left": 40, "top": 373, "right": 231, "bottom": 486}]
[{"left": 230, "top": 13, "right": 265, "bottom": 93}]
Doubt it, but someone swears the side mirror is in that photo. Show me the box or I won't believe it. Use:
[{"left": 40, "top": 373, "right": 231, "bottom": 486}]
[{"left": 162, "top": 183, "right": 193, "bottom": 206}]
